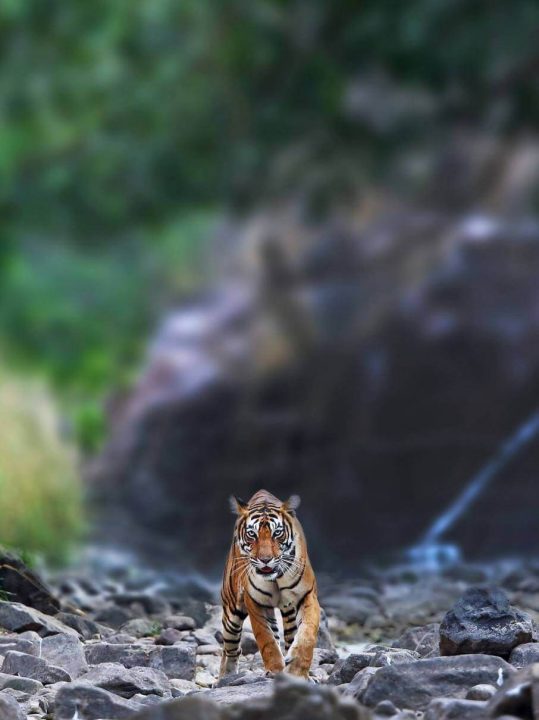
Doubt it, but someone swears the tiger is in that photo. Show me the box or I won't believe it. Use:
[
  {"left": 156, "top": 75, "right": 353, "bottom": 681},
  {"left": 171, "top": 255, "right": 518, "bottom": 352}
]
[{"left": 219, "top": 489, "right": 320, "bottom": 680}]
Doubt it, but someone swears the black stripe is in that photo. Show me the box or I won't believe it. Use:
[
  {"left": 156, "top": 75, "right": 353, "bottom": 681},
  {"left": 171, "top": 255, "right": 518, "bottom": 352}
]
[
  {"left": 296, "top": 583, "right": 315, "bottom": 611},
  {"left": 248, "top": 577, "right": 273, "bottom": 597},
  {"left": 248, "top": 596, "right": 275, "bottom": 610},
  {"left": 281, "top": 607, "right": 295, "bottom": 618},
  {"left": 281, "top": 566, "right": 305, "bottom": 590}
]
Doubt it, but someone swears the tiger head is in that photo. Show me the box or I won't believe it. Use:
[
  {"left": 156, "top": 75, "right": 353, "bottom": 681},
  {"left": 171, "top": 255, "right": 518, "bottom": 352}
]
[{"left": 230, "top": 489, "right": 301, "bottom": 580}]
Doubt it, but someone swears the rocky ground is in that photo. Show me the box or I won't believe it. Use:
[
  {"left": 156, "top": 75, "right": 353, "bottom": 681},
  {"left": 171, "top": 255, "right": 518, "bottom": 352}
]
[{"left": 2, "top": 553, "right": 539, "bottom": 718}]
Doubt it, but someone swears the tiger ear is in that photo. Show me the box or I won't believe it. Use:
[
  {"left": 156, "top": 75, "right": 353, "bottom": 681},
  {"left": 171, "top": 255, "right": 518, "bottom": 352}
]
[
  {"left": 283, "top": 494, "right": 301, "bottom": 516},
  {"left": 229, "top": 495, "right": 248, "bottom": 516}
]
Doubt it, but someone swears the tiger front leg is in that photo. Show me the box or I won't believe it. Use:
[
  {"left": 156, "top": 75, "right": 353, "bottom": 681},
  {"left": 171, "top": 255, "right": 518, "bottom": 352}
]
[
  {"left": 219, "top": 606, "right": 246, "bottom": 679},
  {"left": 284, "top": 589, "right": 320, "bottom": 679},
  {"left": 245, "top": 594, "right": 285, "bottom": 675}
]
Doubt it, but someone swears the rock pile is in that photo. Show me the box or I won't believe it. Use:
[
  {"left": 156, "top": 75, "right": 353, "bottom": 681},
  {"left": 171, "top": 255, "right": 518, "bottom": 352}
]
[{"left": 1, "top": 557, "right": 539, "bottom": 718}]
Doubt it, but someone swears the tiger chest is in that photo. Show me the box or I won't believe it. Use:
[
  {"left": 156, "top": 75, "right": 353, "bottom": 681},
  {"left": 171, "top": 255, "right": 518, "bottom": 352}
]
[{"left": 246, "top": 576, "right": 280, "bottom": 607}]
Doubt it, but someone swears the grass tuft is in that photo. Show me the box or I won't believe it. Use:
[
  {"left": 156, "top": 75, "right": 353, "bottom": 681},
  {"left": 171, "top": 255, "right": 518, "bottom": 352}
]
[{"left": 0, "top": 368, "right": 84, "bottom": 564}]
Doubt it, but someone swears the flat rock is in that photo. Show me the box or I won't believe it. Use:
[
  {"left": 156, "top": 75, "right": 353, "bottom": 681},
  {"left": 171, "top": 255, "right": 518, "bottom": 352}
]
[
  {"left": 201, "top": 678, "right": 274, "bottom": 705},
  {"left": 54, "top": 682, "right": 144, "bottom": 719},
  {"left": 424, "top": 698, "right": 488, "bottom": 719},
  {"left": 0, "top": 672, "right": 43, "bottom": 694},
  {"left": 342, "top": 667, "right": 380, "bottom": 702},
  {"left": 329, "top": 647, "right": 418, "bottom": 684},
  {"left": 0, "top": 602, "right": 78, "bottom": 637},
  {"left": 85, "top": 642, "right": 196, "bottom": 680},
  {"left": 1, "top": 650, "right": 71, "bottom": 684},
  {"left": 363, "top": 654, "right": 514, "bottom": 711},
  {"left": 0, "top": 693, "right": 25, "bottom": 720},
  {"left": 83, "top": 662, "right": 170, "bottom": 698},
  {"left": 439, "top": 587, "right": 533, "bottom": 657},
  {"left": 41, "top": 633, "right": 88, "bottom": 678},
  {"left": 0, "top": 636, "right": 39, "bottom": 657}
]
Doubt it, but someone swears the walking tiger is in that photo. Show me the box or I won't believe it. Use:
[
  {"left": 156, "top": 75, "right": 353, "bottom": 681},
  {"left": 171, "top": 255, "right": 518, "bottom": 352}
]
[{"left": 219, "top": 489, "right": 320, "bottom": 679}]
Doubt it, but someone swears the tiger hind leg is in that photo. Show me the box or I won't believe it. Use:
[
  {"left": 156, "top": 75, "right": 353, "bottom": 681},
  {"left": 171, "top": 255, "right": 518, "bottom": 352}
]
[{"left": 219, "top": 606, "right": 246, "bottom": 679}]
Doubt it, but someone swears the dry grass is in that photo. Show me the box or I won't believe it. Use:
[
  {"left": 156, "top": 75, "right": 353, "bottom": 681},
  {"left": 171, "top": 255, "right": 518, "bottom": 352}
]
[{"left": 0, "top": 369, "right": 83, "bottom": 563}]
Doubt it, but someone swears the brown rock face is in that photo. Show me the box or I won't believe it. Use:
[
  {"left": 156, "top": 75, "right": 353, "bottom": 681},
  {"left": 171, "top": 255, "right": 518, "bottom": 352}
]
[{"left": 93, "top": 212, "right": 539, "bottom": 570}]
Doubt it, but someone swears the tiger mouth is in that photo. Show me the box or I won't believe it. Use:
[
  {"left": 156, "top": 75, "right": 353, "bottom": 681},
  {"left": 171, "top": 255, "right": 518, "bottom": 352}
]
[{"left": 257, "top": 566, "right": 276, "bottom": 575}]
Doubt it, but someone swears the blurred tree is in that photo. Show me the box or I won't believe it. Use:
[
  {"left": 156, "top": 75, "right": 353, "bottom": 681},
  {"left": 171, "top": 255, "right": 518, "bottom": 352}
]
[{"left": 0, "top": 0, "right": 537, "bottom": 447}]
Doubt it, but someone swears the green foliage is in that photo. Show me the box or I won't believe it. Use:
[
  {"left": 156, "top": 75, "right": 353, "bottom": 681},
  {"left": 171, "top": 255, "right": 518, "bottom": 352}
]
[
  {"left": 0, "top": 0, "right": 536, "bottom": 452},
  {"left": 0, "top": 368, "right": 83, "bottom": 563}
]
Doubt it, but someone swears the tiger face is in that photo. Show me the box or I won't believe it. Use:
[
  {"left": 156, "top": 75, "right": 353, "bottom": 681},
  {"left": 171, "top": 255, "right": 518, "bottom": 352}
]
[{"left": 230, "top": 493, "right": 300, "bottom": 580}]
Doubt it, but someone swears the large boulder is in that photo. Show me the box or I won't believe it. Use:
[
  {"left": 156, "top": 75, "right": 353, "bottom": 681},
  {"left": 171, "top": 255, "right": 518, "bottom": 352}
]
[
  {"left": 440, "top": 587, "right": 533, "bottom": 657},
  {"left": 54, "top": 682, "right": 144, "bottom": 720},
  {"left": 0, "top": 552, "right": 60, "bottom": 615},
  {"left": 362, "top": 654, "right": 514, "bottom": 711},
  {"left": 93, "top": 215, "right": 539, "bottom": 568},
  {"left": 0, "top": 601, "right": 78, "bottom": 637}
]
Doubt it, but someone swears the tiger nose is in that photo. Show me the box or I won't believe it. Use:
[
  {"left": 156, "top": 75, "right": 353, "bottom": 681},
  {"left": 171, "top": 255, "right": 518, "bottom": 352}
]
[{"left": 259, "top": 553, "right": 272, "bottom": 565}]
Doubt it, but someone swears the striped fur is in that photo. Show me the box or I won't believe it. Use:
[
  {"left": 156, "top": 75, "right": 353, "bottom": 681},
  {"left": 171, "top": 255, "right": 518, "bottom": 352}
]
[{"left": 219, "top": 489, "right": 320, "bottom": 679}]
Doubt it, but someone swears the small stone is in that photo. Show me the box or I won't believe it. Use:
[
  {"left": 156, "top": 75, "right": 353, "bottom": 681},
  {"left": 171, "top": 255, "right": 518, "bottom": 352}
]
[
  {"left": 393, "top": 623, "right": 440, "bottom": 658},
  {"left": 466, "top": 683, "right": 497, "bottom": 700},
  {"left": 192, "top": 630, "right": 216, "bottom": 646},
  {"left": 120, "top": 618, "right": 161, "bottom": 638},
  {"left": 342, "top": 667, "right": 379, "bottom": 702},
  {"left": 155, "top": 628, "right": 183, "bottom": 646},
  {"left": 374, "top": 699, "right": 399, "bottom": 716},
  {"left": 1, "top": 651, "right": 72, "bottom": 684},
  {"left": 150, "top": 645, "right": 196, "bottom": 680}
]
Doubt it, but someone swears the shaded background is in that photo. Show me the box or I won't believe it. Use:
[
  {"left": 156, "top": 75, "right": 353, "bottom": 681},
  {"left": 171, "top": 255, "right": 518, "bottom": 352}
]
[{"left": 1, "top": 0, "right": 539, "bottom": 571}]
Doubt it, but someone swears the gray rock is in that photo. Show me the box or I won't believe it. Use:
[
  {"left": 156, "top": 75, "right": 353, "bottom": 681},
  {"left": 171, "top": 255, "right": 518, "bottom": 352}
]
[
  {"left": 121, "top": 619, "right": 161, "bottom": 638},
  {"left": 0, "top": 635, "right": 39, "bottom": 657},
  {"left": 509, "top": 642, "right": 539, "bottom": 668},
  {"left": 466, "top": 683, "right": 497, "bottom": 700},
  {"left": 200, "top": 678, "right": 274, "bottom": 705},
  {"left": 130, "top": 695, "right": 222, "bottom": 720},
  {"left": 192, "top": 630, "right": 216, "bottom": 646},
  {"left": 163, "top": 616, "right": 196, "bottom": 632},
  {"left": 393, "top": 623, "right": 440, "bottom": 658},
  {"left": 0, "top": 672, "right": 43, "bottom": 694},
  {"left": 85, "top": 642, "right": 154, "bottom": 668},
  {"left": 0, "top": 693, "right": 25, "bottom": 720},
  {"left": 424, "top": 698, "right": 488, "bottom": 719},
  {"left": 363, "top": 654, "right": 514, "bottom": 711},
  {"left": 82, "top": 662, "right": 170, "bottom": 698},
  {"left": 1, "top": 650, "right": 71, "bottom": 684},
  {"left": 55, "top": 612, "right": 104, "bottom": 640},
  {"left": 374, "top": 699, "right": 399, "bottom": 716},
  {"left": 329, "top": 647, "right": 418, "bottom": 684},
  {"left": 342, "top": 666, "right": 380, "bottom": 702},
  {"left": 0, "top": 602, "right": 78, "bottom": 637},
  {"left": 317, "top": 608, "right": 336, "bottom": 651},
  {"left": 41, "top": 633, "right": 88, "bottom": 678},
  {"left": 343, "top": 667, "right": 380, "bottom": 702},
  {"left": 150, "top": 645, "right": 196, "bottom": 680},
  {"left": 240, "top": 632, "right": 258, "bottom": 655},
  {"left": 312, "top": 647, "right": 339, "bottom": 666},
  {"left": 439, "top": 587, "right": 533, "bottom": 657},
  {"left": 94, "top": 606, "right": 135, "bottom": 629},
  {"left": 214, "top": 672, "right": 266, "bottom": 688},
  {"left": 155, "top": 628, "right": 183, "bottom": 646},
  {"left": 0, "top": 552, "right": 60, "bottom": 616},
  {"left": 54, "top": 682, "right": 144, "bottom": 719},
  {"left": 486, "top": 663, "right": 539, "bottom": 718},
  {"left": 85, "top": 642, "right": 196, "bottom": 680},
  {"left": 109, "top": 593, "right": 170, "bottom": 615}
]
